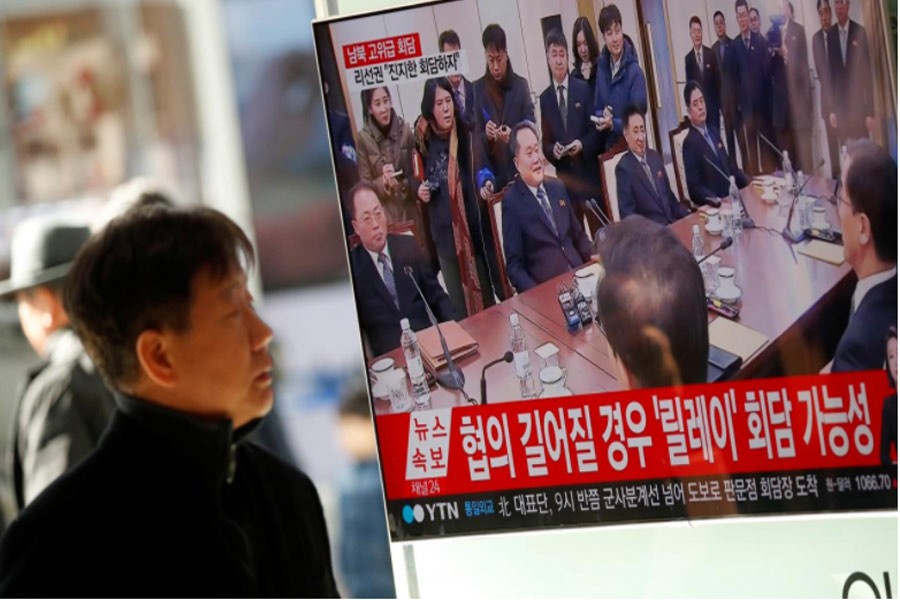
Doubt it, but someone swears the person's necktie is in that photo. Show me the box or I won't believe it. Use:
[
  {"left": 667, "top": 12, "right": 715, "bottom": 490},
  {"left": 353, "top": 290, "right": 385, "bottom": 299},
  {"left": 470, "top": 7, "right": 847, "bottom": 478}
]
[
  {"left": 536, "top": 187, "right": 558, "bottom": 236},
  {"left": 558, "top": 84, "right": 567, "bottom": 129},
  {"left": 720, "top": 43, "right": 725, "bottom": 63},
  {"left": 744, "top": 36, "right": 750, "bottom": 50},
  {"left": 823, "top": 32, "right": 829, "bottom": 62},
  {"left": 697, "top": 50, "right": 703, "bottom": 72},
  {"left": 840, "top": 27, "right": 848, "bottom": 65},
  {"left": 454, "top": 88, "right": 464, "bottom": 114},
  {"left": 703, "top": 128, "right": 717, "bottom": 153},
  {"left": 641, "top": 159, "right": 658, "bottom": 197},
  {"left": 378, "top": 252, "right": 399, "bottom": 309}
]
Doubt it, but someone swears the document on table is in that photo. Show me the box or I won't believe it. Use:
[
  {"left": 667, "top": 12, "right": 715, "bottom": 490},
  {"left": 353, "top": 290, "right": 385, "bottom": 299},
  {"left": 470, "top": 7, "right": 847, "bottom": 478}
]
[
  {"left": 709, "top": 317, "right": 769, "bottom": 361},
  {"left": 798, "top": 239, "right": 845, "bottom": 266}
]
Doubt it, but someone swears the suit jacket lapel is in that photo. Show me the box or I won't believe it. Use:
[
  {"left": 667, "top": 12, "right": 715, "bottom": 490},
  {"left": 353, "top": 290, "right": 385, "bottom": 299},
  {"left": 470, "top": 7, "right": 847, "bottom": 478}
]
[
  {"left": 520, "top": 180, "right": 558, "bottom": 238},
  {"left": 631, "top": 153, "right": 659, "bottom": 201},
  {"left": 357, "top": 244, "right": 398, "bottom": 312},
  {"left": 565, "top": 84, "right": 577, "bottom": 133}
]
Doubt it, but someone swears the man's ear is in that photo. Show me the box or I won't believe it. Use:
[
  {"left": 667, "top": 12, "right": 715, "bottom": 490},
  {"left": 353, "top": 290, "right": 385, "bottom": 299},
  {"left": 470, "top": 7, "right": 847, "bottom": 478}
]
[
  {"left": 135, "top": 330, "right": 177, "bottom": 388},
  {"left": 857, "top": 212, "right": 872, "bottom": 247}
]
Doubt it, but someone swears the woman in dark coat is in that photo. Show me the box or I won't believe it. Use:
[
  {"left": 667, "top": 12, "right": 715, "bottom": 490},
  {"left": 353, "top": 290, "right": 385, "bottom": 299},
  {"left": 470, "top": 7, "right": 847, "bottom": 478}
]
[{"left": 571, "top": 16, "right": 600, "bottom": 92}]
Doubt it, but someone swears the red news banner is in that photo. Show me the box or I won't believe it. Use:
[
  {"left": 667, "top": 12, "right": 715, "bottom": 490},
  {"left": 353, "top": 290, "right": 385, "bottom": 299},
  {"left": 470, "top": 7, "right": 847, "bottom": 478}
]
[{"left": 376, "top": 371, "right": 897, "bottom": 501}]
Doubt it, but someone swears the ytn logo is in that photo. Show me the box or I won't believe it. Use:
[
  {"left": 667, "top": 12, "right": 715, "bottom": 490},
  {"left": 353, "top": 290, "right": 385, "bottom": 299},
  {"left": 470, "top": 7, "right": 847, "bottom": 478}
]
[{"left": 401, "top": 502, "right": 460, "bottom": 524}]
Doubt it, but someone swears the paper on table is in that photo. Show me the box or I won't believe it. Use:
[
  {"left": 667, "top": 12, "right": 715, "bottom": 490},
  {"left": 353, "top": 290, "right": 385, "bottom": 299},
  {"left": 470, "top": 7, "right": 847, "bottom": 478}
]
[
  {"left": 798, "top": 239, "right": 845, "bottom": 266},
  {"left": 709, "top": 317, "right": 768, "bottom": 362}
]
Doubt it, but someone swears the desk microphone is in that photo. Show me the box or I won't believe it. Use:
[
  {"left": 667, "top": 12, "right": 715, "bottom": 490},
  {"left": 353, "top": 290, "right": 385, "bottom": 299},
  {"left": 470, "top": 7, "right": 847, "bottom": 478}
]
[
  {"left": 758, "top": 132, "right": 783, "bottom": 157},
  {"left": 698, "top": 236, "right": 733, "bottom": 264},
  {"left": 480, "top": 351, "right": 514, "bottom": 405},
  {"left": 704, "top": 156, "right": 755, "bottom": 229},
  {"left": 782, "top": 159, "right": 825, "bottom": 244},
  {"left": 587, "top": 198, "right": 611, "bottom": 246},
  {"left": 402, "top": 265, "right": 467, "bottom": 393}
]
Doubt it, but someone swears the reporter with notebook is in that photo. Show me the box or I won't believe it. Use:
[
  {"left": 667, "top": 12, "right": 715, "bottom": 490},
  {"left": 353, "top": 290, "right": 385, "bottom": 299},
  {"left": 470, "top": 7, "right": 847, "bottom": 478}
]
[
  {"left": 349, "top": 182, "right": 454, "bottom": 356},
  {"left": 595, "top": 216, "right": 709, "bottom": 388}
]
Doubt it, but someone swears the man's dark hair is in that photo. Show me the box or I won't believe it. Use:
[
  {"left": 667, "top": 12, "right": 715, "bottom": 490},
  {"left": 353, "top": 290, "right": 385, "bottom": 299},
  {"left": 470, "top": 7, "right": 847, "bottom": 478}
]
[
  {"left": 571, "top": 16, "right": 600, "bottom": 68},
  {"left": 347, "top": 181, "right": 382, "bottom": 219},
  {"left": 713, "top": 10, "right": 725, "bottom": 20},
  {"left": 622, "top": 104, "right": 645, "bottom": 127},
  {"left": 544, "top": 28, "right": 567, "bottom": 52},
  {"left": 817, "top": 0, "right": 831, "bottom": 11},
  {"left": 509, "top": 120, "right": 539, "bottom": 159},
  {"left": 438, "top": 29, "right": 461, "bottom": 50},
  {"left": 596, "top": 216, "right": 709, "bottom": 388},
  {"left": 846, "top": 140, "right": 898, "bottom": 263},
  {"left": 886, "top": 326, "right": 897, "bottom": 388},
  {"left": 735, "top": 0, "right": 749, "bottom": 12},
  {"left": 64, "top": 205, "right": 254, "bottom": 388},
  {"left": 690, "top": 15, "right": 703, "bottom": 28},
  {"left": 684, "top": 79, "right": 704, "bottom": 106},
  {"left": 749, "top": 7, "right": 760, "bottom": 17},
  {"left": 482, "top": 24, "right": 507, "bottom": 51},
  {"left": 599, "top": 4, "right": 623, "bottom": 34}
]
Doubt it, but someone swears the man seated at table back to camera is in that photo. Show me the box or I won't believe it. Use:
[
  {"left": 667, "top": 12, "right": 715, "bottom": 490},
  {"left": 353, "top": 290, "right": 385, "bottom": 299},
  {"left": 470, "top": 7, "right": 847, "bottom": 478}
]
[
  {"left": 502, "top": 121, "right": 593, "bottom": 293},
  {"left": 682, "top": 80, "right": 749, "bottom": 207},
  {"left": 0, "top": 204, "right": 338, "bottom": 597},
  {"left": 596, "top": 216, "right": 709, "bottom": 389},
  {"left": 0, "top": 217, "right": 115, "bottom": 521},
  {"left": 616, "top": 105, "right": 690, "bottom": 225},
  {"left": 349, "top": 181, "right": 454, "bottom": 356},
  {"left": 830, "top": 141, "right": 897, "bottom": 373}
]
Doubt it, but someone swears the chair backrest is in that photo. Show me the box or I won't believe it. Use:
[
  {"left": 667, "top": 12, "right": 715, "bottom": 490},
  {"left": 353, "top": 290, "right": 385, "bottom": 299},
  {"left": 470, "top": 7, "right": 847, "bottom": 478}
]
[
  {"left": 669, "top": 117, "right": 693, "bottom": 207},
  {"left": 486, "top": 183, "right": 516, "bottom": 299},
  {"left": 598, "top": 138, "right": 629, "bottom": 223},
  {"left": 347, "top": 219, "right": 419, "bottom": 251}
]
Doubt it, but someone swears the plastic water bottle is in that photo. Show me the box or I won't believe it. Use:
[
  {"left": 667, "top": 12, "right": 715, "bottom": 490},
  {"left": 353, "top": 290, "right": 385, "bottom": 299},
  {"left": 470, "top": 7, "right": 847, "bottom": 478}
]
[
  {"left": 400, "top": 318, "right": 430, "bottom": 407},
  {"left": 840, "top": 144, "right": 848, "bottom": 170},
  {"left": 508, "top": 313, "right": 537, "bottom": 399},
  {"left": 729, "top": 176, "right": 743, "bottom": 236},
  {"left": 782, "top": 150, "right": 795, "bottom": 192},
  {"left": 691, "top": 224, "right": 704, "bottom": 261}
]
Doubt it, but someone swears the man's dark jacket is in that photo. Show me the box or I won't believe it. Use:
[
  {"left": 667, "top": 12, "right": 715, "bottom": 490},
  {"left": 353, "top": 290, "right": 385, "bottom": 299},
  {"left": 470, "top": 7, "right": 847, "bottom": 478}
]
[
  {"left": 832, "top": 275, "right": 898, "bottom": 374},
  {"left": 0, "top": 394, "right": 339, "bottom": 597}
]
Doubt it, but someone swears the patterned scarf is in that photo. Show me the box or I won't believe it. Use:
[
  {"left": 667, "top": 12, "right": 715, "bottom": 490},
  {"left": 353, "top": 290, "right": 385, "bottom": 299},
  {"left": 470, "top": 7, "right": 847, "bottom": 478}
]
[{"left": 446, "top": 119, "right": 484, "bottom": 315}]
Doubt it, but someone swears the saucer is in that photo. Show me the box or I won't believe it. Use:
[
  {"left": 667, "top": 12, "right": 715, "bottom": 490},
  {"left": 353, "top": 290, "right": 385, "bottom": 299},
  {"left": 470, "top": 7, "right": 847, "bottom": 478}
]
[
  {"left": 761, "top": 192, "right": 778, "bottom": 204},
  {"left": 371, "top": 381, "right": 388, "bottom": 398},
  {"left": 714, "top": 285, "right": 742, "bottom": 304},
  {"left": 705, "top": 222, "right": 724, "bottom": 236}
]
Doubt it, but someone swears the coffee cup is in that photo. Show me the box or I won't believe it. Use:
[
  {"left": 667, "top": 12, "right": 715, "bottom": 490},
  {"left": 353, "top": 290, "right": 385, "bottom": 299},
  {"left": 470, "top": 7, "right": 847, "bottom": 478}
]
[
  {"left": 369, "top": 357, "right": 395, "bottom": 398},
  {"left": 811, "top": 205, "right": 829, "bottom": 230},
  {"left": 707, "top": 208, "right": 722, "bottom": 230}
]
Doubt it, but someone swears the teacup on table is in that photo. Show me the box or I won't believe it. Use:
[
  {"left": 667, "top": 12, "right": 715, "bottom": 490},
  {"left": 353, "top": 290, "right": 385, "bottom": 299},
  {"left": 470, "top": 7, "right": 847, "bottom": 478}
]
[
  {"left": 705, "top": 208, "right": 723, "bottom": 234},
  {"left": 369, "top": 357, "right": 395, "bottom": 398},
  {"left": 811, "top": 205, "right": 829, "bottom": 230},
  {"left": 715, "top": 266, "right": 742, "bottom": 304},
  {"left": 761, "top": 185, "right": 778, "bottom": 204}
]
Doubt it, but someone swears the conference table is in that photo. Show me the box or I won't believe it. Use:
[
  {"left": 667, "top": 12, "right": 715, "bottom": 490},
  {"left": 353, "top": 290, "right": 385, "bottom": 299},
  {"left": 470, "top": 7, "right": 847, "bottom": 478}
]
[{"left": 371, "top": 175, "right": 853, "bottom": 415}]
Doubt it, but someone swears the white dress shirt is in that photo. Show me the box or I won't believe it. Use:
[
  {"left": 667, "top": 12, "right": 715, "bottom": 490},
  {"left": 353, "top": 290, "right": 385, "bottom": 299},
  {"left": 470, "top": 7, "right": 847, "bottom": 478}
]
[{"left": 367, "top": 245, "right": 393, "bottom": 281}]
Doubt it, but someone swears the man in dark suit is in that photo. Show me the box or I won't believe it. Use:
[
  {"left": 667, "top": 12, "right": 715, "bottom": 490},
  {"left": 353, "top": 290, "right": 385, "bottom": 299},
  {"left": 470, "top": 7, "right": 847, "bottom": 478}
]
[
  {"left": 473, "top": 23, "right": 534, "bottom": 300},
  {"left": 812, "top": 0, "right": 840, "bottom": 178},
  {"left": 348, "top": 182, "right": 454, "bottom": 356},
  {"left": 712, "top": 10, "right": 739, "bottom": 161},
  {"left": 473, "top": 23, "right": 535, "bottom": 191},
  {"left": 539, "top": 28, "right": 601, "bottom": 234},
  {"left": 502, "top": 122, "right": 593, "bottom": 293},
  {"left": 831, "top": 141, "right": 896, "bottom": 373},
  {"left": 685, "top": 16, "right": 721, "bottom": 134},
  {"left": 439, "top": 29, "right": 475, "bottom": 131},
  {"left": 827, "top": 0, "right": 875, "bottom": 145},
  {"left": 616, "top": 106, "right": 689, "bottom": 225},
  {"left": 769, "top": 1, "right": 813, "bottom": 173},
  {"left": 682, "top": 81, "right": 749, "bottom": 206},
  {"left": 729, "top": 0, "right": 774, "bottom": 175}
]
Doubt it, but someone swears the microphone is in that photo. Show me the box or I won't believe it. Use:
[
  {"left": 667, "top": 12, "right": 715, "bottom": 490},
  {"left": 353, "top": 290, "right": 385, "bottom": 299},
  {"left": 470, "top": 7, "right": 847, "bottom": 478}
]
[
  {"left": 758, "top": 131, "right": 782, "bottom": 157},
  {"left": 480, "top": 351, "right": 514, "bottom": 405},
  {"left": 698, "top": 236, "right": 733, "bottom": 264},
  {"left": 402, "top": 265, "right": 467, "bottom": 394},
  {"left": 587, "top": 198, "right": 611, "bottom": 228},
  {"left": 782, "top": 159, "right": 826, "bottom": 244},
  {"left": 704, "top": 156, "right": 755, "bottom": 229}
]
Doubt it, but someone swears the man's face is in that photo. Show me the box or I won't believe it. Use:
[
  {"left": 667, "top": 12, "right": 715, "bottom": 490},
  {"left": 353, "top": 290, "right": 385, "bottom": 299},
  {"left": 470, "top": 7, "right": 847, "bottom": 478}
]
[
  {"left": 737, "top": 5, "right": 750, "bottom": 34},
  {"left": 513, "top": 127, "right": 544, "bottom": 188},
  {"left": 442, "top": 42, "right": 462, "bottom": 87},
  {"left": 432, "top": 85, "right": 455, "bottom": 131},
  {"left": 623, "top": 113, "right": 646, "bottom": 157},
  {"left": 602, "top": 21, "right": 624, "bottom": 60},
  {"left": 837, "top": 157, "right": 865, "bottom": 269},
  {"left": 16, "top": 288, "right": 52, "bottom": 358},
  {"left": 485, "top": 46, "right": 508, "bottom": 82},
  {"left": 688, "top": 88, "right": 707, "bottom": 127},
  {"left": 547, "top": 43, "right": 568, "bottom": 84},
  {"left": 835, "top": 0, "right": 849, "bottom": 24},
  {"left": 714, "top": 13, "right": 727, "bottom": 38},
  {"left": 818, "top": 3, "right": 833, "bottom": 29},
  {"left": 690, "top": 22, "right": 703, "bottom": 48},
  {"left": 351, "top": 188, "right": 387, "bottom": 254},
  {"left": 749, "top": 9, "right": 761, "bottom": 33},
  {"left": 888, "top": 337, "right": 898, "bottom": 385},
  {"left": 166, "top": 268, "right": 274, "bottom": 429}
]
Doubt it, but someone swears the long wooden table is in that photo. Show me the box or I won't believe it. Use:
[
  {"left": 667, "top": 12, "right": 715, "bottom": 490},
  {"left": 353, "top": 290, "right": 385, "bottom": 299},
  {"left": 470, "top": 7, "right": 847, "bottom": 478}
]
[{"left": 372, "top": 175, "right": 854, "bottom": 414}]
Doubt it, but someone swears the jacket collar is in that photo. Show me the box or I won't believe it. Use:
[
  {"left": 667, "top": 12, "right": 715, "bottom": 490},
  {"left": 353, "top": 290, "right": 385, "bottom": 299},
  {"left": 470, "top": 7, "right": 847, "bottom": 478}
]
[
  {"left": 599, "top": 38, "right": 636, "bottom": 80},
  {"left": 115, "top": 392, "right": 261, "bottom": 490}
]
